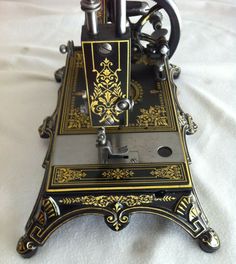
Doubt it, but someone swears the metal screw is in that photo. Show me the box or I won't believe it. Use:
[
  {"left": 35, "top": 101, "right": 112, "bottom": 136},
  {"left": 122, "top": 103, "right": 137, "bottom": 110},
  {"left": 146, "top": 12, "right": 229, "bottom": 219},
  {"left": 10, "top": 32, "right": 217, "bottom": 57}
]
[
  {"left": 99, "top": 43, "right": 112, "bottom": 55},
  {"left": 105, "top": 117, "right": 115, "bottom": 125},
  {"left": 59, "top": 44, "right": 68, "bottom": 54},
  {"left": 116, "top": 98, "right": 134, "bottom": 112},
  {"left": 117, "top": 101, "right": 129, "bottom": 111}
]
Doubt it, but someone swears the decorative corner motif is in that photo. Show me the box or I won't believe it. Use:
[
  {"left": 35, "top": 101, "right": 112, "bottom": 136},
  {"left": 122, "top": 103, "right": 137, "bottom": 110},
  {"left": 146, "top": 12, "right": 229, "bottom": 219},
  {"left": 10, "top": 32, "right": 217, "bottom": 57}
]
[
  {"left": 175, "top": 194, "right": 201, "bottom": 222},
  {"left": 91, "top": 57, "right": 125, "bottom": 124},
  {"left": 102, "top": 168, "right": 134, "bottom": 180},
  {"left": 136, "top": 105, "right": 168, "bottom": 127},
  {"left": 150, "top": 165, "right": 184, "bottom": 180},
  {"left": 54, "top": 168, "right": 86, "bottom": 184},
  {"left": 37, "top": 197, "right": 60, "bottom": 226},
  {"left": 67, "top": 107, "right": 91, "bottom": 129}
]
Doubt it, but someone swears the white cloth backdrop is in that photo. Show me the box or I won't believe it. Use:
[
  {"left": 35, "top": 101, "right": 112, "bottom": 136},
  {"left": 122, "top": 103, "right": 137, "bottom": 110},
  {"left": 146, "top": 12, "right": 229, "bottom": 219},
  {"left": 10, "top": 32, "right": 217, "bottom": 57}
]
[{"left": 0, "top": 0, "right": 236, "bottom": 263}]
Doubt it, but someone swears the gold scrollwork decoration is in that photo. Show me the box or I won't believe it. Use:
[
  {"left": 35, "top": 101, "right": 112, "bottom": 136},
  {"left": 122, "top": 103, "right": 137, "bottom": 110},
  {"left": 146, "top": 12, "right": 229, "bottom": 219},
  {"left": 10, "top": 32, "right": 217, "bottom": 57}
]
[
  {"left": 130, "top": 80, "right": 143, "bottom": 104},
  {"left": 136, "top": 105, "right": 168, "bottom": 127},
  {"left": 59, "top": 194, "right": 176, "bottom": 207},
  {"left": 150, "top": 165, "right": 184, "bottom": 180},
  {"left": 54, "top": 168, "right": 86, "bottom": 183},
  {"left": 102, "top": 168, "right": 134, "bottom": 180},
  {"left": 91, "top": 58, "right": 125, "bottom": 124},
  {"left": 106, "top": 202, "right": 129, "bottom": 231},
  {"left": 67, "top": 107, "right": 91, "bottom": 129}
]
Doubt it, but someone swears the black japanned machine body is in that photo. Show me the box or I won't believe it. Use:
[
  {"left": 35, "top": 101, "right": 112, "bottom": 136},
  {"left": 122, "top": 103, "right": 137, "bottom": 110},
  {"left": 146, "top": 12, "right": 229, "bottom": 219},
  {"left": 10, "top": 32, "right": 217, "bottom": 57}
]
[{"left": 17, "top": 0, "right": 220, "bottom": 258}]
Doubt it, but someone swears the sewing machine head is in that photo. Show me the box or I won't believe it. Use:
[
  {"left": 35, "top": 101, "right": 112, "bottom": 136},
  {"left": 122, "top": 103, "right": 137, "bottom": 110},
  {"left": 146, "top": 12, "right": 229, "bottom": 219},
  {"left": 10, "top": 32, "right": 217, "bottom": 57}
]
[{"left": 68, "top": 0, "right": 181, "bottom": 164}]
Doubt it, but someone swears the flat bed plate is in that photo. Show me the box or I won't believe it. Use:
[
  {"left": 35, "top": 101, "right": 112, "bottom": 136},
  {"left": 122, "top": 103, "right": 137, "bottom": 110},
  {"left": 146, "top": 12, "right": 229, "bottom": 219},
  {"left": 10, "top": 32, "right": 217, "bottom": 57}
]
[{"left": 47, "top": 51, "right": 192, "bottom": 193}]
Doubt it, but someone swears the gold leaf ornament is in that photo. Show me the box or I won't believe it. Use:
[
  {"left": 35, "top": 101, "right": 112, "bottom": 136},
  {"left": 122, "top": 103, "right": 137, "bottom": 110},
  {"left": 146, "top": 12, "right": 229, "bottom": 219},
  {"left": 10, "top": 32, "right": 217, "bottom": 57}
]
[
  {"left": 55, "top": 168, "right": 86, "bottom": 183},
  {"left": 91, "top": 58, "right": 125, "bottom": 124}
]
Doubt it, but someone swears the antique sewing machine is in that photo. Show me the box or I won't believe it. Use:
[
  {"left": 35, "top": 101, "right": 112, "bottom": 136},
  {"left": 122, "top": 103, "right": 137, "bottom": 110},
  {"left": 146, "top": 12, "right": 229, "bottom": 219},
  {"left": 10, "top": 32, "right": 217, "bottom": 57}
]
[{"left": 17, "top": 0, "right": 220, "bottom": 257}]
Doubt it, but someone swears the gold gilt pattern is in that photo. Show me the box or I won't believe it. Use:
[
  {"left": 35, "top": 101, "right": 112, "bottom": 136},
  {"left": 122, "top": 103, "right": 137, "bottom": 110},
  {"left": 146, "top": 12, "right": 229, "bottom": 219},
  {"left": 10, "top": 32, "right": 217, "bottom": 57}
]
[
  {"left": 150, "top": 165, "right": 184, "bottom": 180},
  {"left": 59, "top": 194, "right": 176, "bottom": 206},
  {"left": 106, "top": 202, "right": 129, "bottom": 231},
  {"left": 175, "top": 194, "right": 201, "bottom": 222},
  {"left": 136, "top": 105, "right": 168, "bottom": 127},
  {"left": 91, "top": 58, "right": 125, "bottom": 124},
  {"left": 76, "top": 51, "right": 84, "bottom": 68},
  {"left": 37, "top": 197, "right": 60, "bottom": 226},
  {"left": 67, "top": 107, "right": 91, "bottom": 129},
  {"left": 102, "top": 168, "right": 134, "bottom": 180},
  {"left": 54, "top": 168, "right": 86, "bottom": 183}
]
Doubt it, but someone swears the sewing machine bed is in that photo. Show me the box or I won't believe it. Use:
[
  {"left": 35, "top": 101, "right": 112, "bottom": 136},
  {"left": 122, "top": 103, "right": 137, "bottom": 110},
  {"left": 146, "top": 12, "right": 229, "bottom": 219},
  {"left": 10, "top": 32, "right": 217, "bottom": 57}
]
[
  {"left": 47, "top": 50, "right": 192, "bottom": 193},
  {"left": 15, "top": 46, "right": 220, "bottom": 257}
]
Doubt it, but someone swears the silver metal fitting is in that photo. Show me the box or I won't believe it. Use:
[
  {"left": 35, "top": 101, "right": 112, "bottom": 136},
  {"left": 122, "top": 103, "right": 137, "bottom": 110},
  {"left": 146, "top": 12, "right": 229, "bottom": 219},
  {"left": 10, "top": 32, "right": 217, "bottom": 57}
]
[
  {"left": 115, "top": 0, "right": 127, "bottom": 35},
  {"left": 116, "top": 98, "right": 134, "bottom": 112},
  {"left": 59, "top": 44, "right": 67, "bottom": 54},
  {"left": 160, "top": 45, "right": 169, "bottom": 55},
  {"left": 81, "top": 0, "right": 101, "bottom": 35}
]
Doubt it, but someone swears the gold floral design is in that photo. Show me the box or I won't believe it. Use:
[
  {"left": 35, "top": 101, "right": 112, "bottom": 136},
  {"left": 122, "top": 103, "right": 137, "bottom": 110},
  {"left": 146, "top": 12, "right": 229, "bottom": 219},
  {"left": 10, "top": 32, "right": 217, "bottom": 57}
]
[
  {"left": 91, "top": 58, "right": 125, "bottom": 124},
  {"left": 67, "top": 107, "right": 91, "bottom": 129},
  {"left": 59, "top": 195, "right": 176, "bottom": 207},
  {"left": 102, "top": 168, "right": 134, "bottom": 180},
  {"left": 54, "top": 168, "right": 86, "bottom": 183},
  {"left": 136, "top": 105, "right": 168, "bottom": 127},
  {"left": 150, "top": 165, "right": 184, "bottom": 180}
]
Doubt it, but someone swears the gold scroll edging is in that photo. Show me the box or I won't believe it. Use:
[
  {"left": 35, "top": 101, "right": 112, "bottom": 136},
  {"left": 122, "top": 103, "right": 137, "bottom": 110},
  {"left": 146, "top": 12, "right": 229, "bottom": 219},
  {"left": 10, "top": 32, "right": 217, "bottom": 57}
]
[
  {"left": 150, "top": 165, "right": 184, "bottom": 180},
  {"left": 59, "top": 194, "right": 176, "bottom": 207},
  {"left": 54, "top": 168, "right": 86, "bottom": 184}
]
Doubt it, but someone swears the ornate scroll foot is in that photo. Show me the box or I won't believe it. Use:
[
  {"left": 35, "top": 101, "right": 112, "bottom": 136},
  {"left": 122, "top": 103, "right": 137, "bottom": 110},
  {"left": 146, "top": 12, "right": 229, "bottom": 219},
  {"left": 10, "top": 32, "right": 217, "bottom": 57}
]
[
  {"left": 54, "top": 66, "right": 65, "bottom": 83},
  {"left": 170, "top": 64, "right": 181, "bottom": 79},
  {"left": 38, "top": 116, "right": 54, "bottom": 138},
  {"left": 16, "top": 235, "right": 38, "bottom": 258},
  {"left": 178, "top": 112, "right": 198, "bottom": 135},
  {"left": 198, "top": 228, "right": 220, "bottom": 253}
]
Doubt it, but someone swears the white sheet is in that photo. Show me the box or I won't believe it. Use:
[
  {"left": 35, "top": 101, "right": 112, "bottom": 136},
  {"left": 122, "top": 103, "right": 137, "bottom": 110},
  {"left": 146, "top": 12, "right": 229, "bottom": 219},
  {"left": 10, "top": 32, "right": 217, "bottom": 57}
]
[{"left": 0, "top": 0, "right": 236, "bottom": 263}]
